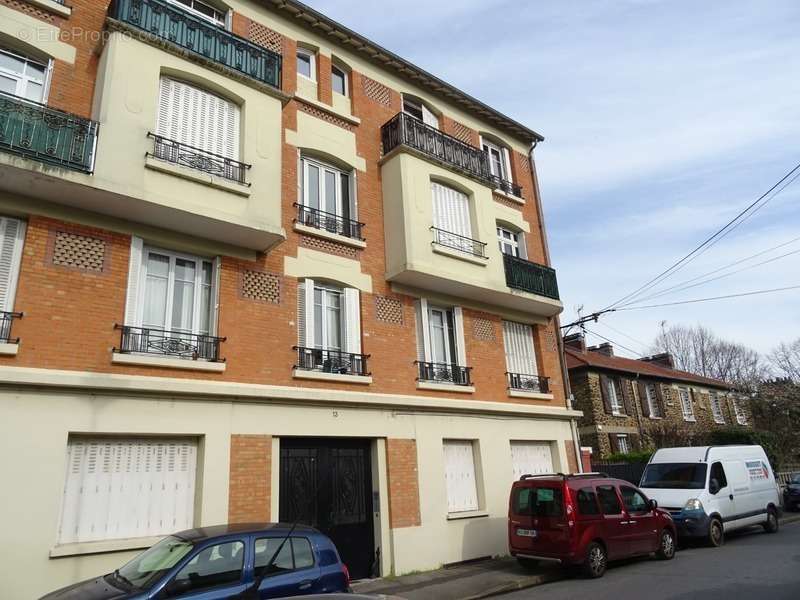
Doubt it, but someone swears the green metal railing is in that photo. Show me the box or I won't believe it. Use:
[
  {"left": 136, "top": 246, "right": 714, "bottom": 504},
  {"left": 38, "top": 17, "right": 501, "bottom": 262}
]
[
  {"left": 503, "top": 253, "right": 560, "bottom": 300},
  {"left": 110, "top": 0, "right": 282, "bottom": 90},
  {"left": 0, "top": 92, "right": 98, "bottom": 172}
]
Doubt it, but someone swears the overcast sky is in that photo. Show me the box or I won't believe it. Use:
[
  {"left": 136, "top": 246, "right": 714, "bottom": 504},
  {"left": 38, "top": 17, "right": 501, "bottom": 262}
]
[{"left": 304, "top": 0, "right": 800, "bottom": 357}]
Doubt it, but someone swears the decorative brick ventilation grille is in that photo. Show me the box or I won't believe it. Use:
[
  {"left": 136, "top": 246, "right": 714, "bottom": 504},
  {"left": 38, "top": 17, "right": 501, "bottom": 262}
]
[
  {"left": 241, "top": 269, "right": 281, "bottom": 304},
  {"left": 493, "top": 193, "right": 523, "bottom": 210},
  {"left": 472, "top": 318, "right": 496, "bottom": 341},
  {"left": 248, "top": 21, "right": 283, "bottom": 54},
  {"left": 374, "top": 296, "right": 403, "bottom": 325},
  {"left": 516, "top": 151, "right": 531, "bottom": 173},
  {"left": 52, "top": 231, "right": 106, "bottom": 272},
  {"left": 300, "top": 235, "right": 358, "bottom": 259},
  {"left": 449, "top": 120, "right": 475, "bottom": 145},
  {"left": 545, "top": 328, "right": 558, "bottom": 352},
  {"left": 298, "top": 102, "right": 354, "bottom": 132},
  {"left": 0, "top": 0, "right": 56, "bottom": 24},
  {"left": 362, "top": 75, "right": 391, "bottom": 106}
]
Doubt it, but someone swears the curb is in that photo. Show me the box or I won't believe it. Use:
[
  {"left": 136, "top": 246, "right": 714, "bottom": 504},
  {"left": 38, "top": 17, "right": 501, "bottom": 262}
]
[
  {"left": 780, "top": 513, "right": 800, "bottom": 526},
  {"left": 462, "top": 570, "right": 565, "bottom": 600}
]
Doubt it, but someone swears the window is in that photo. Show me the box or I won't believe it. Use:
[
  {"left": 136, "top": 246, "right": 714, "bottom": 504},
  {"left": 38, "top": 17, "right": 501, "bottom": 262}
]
[
  {"left": 497, "top": 226, "right": 524, "bottom": 258},
  {"left": 481, "top": 138, "right": 512, "bottom": 182},
  {"left": 709, "top": 461, "right": 728, "bottom": 493},
  {"left": 431, "top": 181, "right": 473, "bottom": 243},
  {"left": 710, "top": 392, "right": 725, "bottom": 424},
  {"left": 332, "top": 65, "right": 347, "bottom": 96},
  {"left": 255, "top": 537, "right": 315, "bottom": 577},
  {"left": 605, "top": 377, "right": 624, "bottom": 415},
  {"left": 429, "top": 305, "right": 458, "bottom": 365},
  {"left": 165, "top": 541, "right": 244, "bottom": 597},
  {"left": 314, "top": 282, "right": 343, "bottom": 351},
  {"left": 0, "top": 217, "right": 26, "bottom": 314},
  {"left": 620, "top": 486, "right": 649, "bottom": 514},
  {"left": 0, "top": 47, "right": 48, "bottom": 103},
  {"left": 678, "top": 387, "right": 695, "bottom": 421},
  {"left": 156, "top": 77, "right": 240, "bottom": 161},
  {"left": 615, "top": 434, "right": 630, "bottom": 455},
  {"left": 731, "top": 397, "right": 747, "bottom": 425},
  {"left": 297, "top": 48, "right": 315, "bottom": 80},
  {"left": 576, "top": 487, "right": 601, "bottom": 516},
  {"left": 57, "top": 437, "right": 197, "bottom": 544},
  {"left": 414, "top": 299, "right": 468, "bottom": 384},
  {"left": 510, "top": 441, "right": 552, "bottom": 480},
  {"left": 443, "top": 440, "right": 479, "bottom": 513},
  {"left": 644, "top": 383, "right": 662, "bottom": 418},
  {"left": 511, "top": 486, "right": 563, "bottom": 517},
  {"left": 503, "top": 321, "right": 540, "bottom": 391},
  {"left": 402, "top": 94, "right": 439, "bottom": 128},
  {"left": 169, "top": 0, "right": 226, "bottom": 26},
  {"left": 300, "top": 156, "right": 355, "bottom": 227},
  {"left": 596, "top": 485, "right": 623, "bottom": 515}
]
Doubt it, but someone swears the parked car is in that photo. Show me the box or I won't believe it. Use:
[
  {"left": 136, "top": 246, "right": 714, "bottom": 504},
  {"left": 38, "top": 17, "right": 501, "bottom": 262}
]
[
  {"left": 40, "top": 523, "right": 351, "bottom": 599},
  {"left": 640, "top": 445, "right": 781, "bottom": 546},
  {"left": 782, "top": 473, "right": 800, "bottom": 510},
  {"left": 507, "top": 473, "right": 676, "bottom": 578}
]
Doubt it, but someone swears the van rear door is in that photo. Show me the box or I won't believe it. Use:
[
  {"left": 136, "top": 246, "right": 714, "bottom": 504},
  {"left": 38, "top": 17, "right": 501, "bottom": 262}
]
[{"left": 509, "top": 484, "right": 570, "bottom": 555}]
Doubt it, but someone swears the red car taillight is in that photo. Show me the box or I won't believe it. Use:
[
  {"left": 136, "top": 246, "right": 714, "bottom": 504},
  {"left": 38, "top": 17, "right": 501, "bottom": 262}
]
[{"left": 342, "top": 563, "right": 351, "bottom": 586}]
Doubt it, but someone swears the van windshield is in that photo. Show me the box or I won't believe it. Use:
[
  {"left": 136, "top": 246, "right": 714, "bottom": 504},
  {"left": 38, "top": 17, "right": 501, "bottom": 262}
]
[
  {"left": 641, "top": 463, "right": 707, "bottom": 489},
  {"left": 512, "top": 486, "right": 563, "bottom": 517}
]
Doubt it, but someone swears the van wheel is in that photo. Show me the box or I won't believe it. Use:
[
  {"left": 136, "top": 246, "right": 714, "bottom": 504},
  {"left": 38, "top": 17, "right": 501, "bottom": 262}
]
[
  {"left": 516, "top": 557, "right": 538, "bottom": 570},
  {"left": 656, "top": 529, "right": 676, "bottom": 560},
  {"left": 582, "top": 542, "right": 607, "bottom": 578},
  {"left": 763, "top": 508, "right": 779, "bottom": 533},
  {"left": 707, "top": 518, "right": 724, "bottom": 547}
]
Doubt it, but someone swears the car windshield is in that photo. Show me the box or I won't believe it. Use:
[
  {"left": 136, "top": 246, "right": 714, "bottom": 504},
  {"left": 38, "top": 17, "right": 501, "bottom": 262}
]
[
  {"left": 641, "top": 463, "right": 708, "bottom": 489},
  {"left": 115, "top": 535, "right": 195, "bottom": 590}
]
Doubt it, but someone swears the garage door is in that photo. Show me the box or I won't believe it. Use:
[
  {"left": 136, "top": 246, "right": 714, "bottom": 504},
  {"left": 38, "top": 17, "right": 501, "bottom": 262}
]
[{"left": 510, "top": 442, "right": 553, "bottom": 481}]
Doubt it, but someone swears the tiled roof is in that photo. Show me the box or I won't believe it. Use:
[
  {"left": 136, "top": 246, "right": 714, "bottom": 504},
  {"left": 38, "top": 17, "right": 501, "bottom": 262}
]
[{"left": 565, "top": 347, "right": 731, "bottom": 389}]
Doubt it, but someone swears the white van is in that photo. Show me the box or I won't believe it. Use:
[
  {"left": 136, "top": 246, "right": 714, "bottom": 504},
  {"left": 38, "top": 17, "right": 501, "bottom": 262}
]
[{"left": 640, "top": 445, "right": 781, "bottom": 546}]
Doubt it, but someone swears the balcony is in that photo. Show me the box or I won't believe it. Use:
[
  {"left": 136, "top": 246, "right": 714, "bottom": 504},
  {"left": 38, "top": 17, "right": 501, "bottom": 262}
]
[
  {"left": 295, "top": 203, "right": 365, "bottom": 241},
  {"left": 503, "top": 254, "right": 560, "bottom": 301},
  {"left": 110, "top": 0, "right": 282, "bottom": 90},
  {"left": 294, "top": 347, "right": 370, "bottom": 378},
  {"left": 0, "top": 92, "right": 98, "bottom": 173},
  {"left": 0, "top": 311, "right": 22, "bottom": 352},
  {"left": 507, "top": 372, "right": 549, "bottom": 394},
  {"left": 147, "top": 132, "right": 251, "bottom": 185},
  {"left": 416, "top": 361, "right": 472, "bottom": 386},
  {"left": 431, "top": 227, "right": 487, "bottom": 259},
  {"left": 114, "top": 325, "right": 225, "bottom": 361},
  {"left": 489, "top": 174, "right": 523, "bottom": 199}
]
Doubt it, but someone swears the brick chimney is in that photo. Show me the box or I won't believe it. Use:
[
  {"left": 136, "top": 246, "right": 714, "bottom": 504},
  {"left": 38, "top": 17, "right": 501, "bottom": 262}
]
[
  {"left": 587, "top": 342, "right": 614, "bottom": 357},
  {"left": 563, "top": 333, "right": 586, "bottom": 353},
  {"left": 639, "top": 352, "right": 675, "bottom": 369}
]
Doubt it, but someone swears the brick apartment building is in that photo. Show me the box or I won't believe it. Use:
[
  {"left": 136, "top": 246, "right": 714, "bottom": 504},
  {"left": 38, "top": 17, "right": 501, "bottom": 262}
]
[
  {"left": 0, "top": 0, "right": 581, "bottom": 596},
  {"left": 564, "top": 334, "right": 751, "bottom": 458}
]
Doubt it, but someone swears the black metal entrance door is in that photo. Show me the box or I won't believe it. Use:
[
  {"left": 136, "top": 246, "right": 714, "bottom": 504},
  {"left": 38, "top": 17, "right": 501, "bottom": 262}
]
[{"left": 279, "top": 438, "right": 374, "bottom": 579}]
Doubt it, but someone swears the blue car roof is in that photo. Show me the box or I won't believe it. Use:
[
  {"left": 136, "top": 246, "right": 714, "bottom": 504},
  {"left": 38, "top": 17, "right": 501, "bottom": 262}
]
[{"left": 172, "top": 523, "right": 320, "bottom": 541}]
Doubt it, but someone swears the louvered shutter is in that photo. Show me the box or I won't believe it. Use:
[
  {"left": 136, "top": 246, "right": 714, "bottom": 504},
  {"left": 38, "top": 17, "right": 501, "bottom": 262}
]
[
  {"left": 502, "top": 147, "right": 513, "bottom": 183},
  {"left": 0, "top": 217, "right": 25, "bottom": 312},
  {"left": 58, "top": 438, "right": 197, "bottom": 544},
  {"left": 431, "top": 182, "right": 472, "bottom": 239},
  {"left": 414, "top": 298, "right": 430, "bottom": 362},
  {"left": 502, "top": 321, "right": 536, "bottom": 376},
  {"left": 343, "top": 288, "right": 361, "bottom": 354},
  {"left": 297, "top": 279, "right": 316, "bottom": 348},
  {"left": 124, "top": 236, "right": 144, "bottom": 326},
  {"left": 621, "top": 380, "right": 634, "bottom": 416},
  {"left": 453, "top": 306, "right": 467, "bottom": 367},
  {"left": 654, "top": 383, "right": 666, "bottom": 415},
  {"left": 210, "top": 256, "right": 222, "bottom": 336},
  {"left": 443, "top": 441, "right": 478, "bottom": 513},
  {"left": 510, "top": 442, "right": 553, "bottom": 481},
  {"left": 599, "top": 374, "right": 612, "bottom": 414}
]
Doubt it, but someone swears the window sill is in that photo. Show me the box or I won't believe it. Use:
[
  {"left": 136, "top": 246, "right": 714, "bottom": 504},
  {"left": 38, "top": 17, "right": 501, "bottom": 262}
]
[
  {"left": 25, "top": 0, "right": 71, "bottom": 17},
  {"left": 648, "top": 416, "right": 664, "bottom": 420},
  {"left": 50, "top": 536, "right": 163, "bottom": 558},
  {"left": 447, "top": 510, "right": 489, "bottom": 521},
  {"left": 714, "top": 420, "right": 726, "bottom": 425},
  {"left": 112, "top": 353, "right": 226, "bottom": 372},
  {"left": 417, "top": 381, "right": 475, "bottom": 394},
  {"left": 0, "top": 342, "right": 19, "bottom": 356},
  {"left": 145, "top": 156, "right": 251, "bottom": 197},
  {"left": 432, "top": 244, "right": 488, "bottom": 266},
  {"left": 292, "top": 369, "right": 372, "bottom": 385},
  {"left": 611, "top": 412, "right": 628, "bottom": 418},
  {"left": 683, "top": 417, "right": 696, "bottom": 423},
  {"left": 508, "top": 390, "right": 553, "bottom": 401},
  {"left": 493, "top": 188, "right": 525, "bottom": 205},
  {"left": 293, "top": 222, "right": 366, "bottom": 249},
  {"left": 294, "top": 93, "right": 361, "bottom": 125}
]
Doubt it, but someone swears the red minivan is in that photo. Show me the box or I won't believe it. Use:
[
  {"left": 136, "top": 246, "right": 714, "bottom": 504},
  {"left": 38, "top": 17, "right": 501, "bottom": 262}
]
[{"left": 508, "top": 473, "right": 676, "bottom": 578}]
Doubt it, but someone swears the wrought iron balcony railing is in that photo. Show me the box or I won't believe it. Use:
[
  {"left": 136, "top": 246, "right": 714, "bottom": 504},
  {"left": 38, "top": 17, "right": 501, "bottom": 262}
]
[
  {"left": 294, "top": 203, "right": 365, "bottom": 241},
  {"left": 294, "top": 346, "right": 370, "bottom": 377},
  {"left": 416, "top": 361, "right": 472, "bottom": 386},
  {"left": 114, "top": 324, "right": 226, "bottom": 361},
  {"left": 381, "top": 112, "right": 491, "bottom": 183},
  {"left": 489, "top": 174, "right": 523, "bottom": 198},
  {"left": 110, "top": 0, "right": 282, "bottom": 90},
  {"left": 507, "top": 372, "right": 549, "bottom": 394},
  {"left": 503, "top": 253, "right": 560, "bottom": 300},
  {"left": 431, "top": 227, "right": 487, "bottom": 259},
  {"left": 147, "top": 132, "right": 251, "bottom": 184},
  {"left": 0, "top": 92, "right": 98, "bottom": 172},
  {"left": 0, "top": 311, "right": 22, "bottom": 344}
]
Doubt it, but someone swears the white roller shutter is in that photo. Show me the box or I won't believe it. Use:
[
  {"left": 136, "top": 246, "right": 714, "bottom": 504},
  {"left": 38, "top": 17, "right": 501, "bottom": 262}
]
[
  {"left": 510, "top": 442, "right": 553, "bottom": 481},
  {"left": 0, "top": 217, "right": 25, "bottom": 312},
  {"left": 58, "top": 437, "right": 197, "bottom": 544},
  {"left": 343, "top": 288, "right": 361, "bottom": 354},
  {"left": 502, "top": 321, "right": 537, "bottom": 376},
  {"left": 431, "top": 182, "right": 472, "bottom": 239},
  {"left": 443, "top": 440, "right": 479, "bottom": 513}
]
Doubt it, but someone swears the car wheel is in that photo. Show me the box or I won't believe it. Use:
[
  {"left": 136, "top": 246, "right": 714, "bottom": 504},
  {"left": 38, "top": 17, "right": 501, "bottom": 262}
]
[
  {"left": 707, "top": 517, "right": 724, "bottom": 547},
  {"left": 582, "top": 542, "right": 607, "bottom": 579},
  {"left": 656, "top": 529, "right": 676, "bottom": 560},
  {"left": 763, "top": 508, "right": 779, "bottom": 533},
  {"left": 516, "top": 557, "right": 538, "bottom": 570}
]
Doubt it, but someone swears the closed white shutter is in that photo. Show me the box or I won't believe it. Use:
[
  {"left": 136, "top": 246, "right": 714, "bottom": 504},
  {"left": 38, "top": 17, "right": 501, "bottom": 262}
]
[
  {"left": 343, "top": 288, "right": 361, "bottom": 354},
  {"left": 443, "top": 440, "right": 479, "bottom": 513},
  {"left": 124, "top": 236, "right": 144, "bottom": 326},
  {"left": 453, "top": 306, "right": 467, "bottom": 367},
  {"left": 58, "top": 437, "right": 197, "bottom": 544},
  {"left": 297, "top": 279, "right": 316, "bottom": 348},
  {"left": 422, "top": 103, "right": 439, "bottom": 129},
  {"left": 502, "top": 147, "right": 513, "bottom": 183},
  {"left": 510, "top": 442, "right": 553, "bottom": 481},
  {"left": 0, "top": 217, "right": 26, "bottom": 312},
  {"left": 156, "top": 77, "right": 240, "bottom": 160},
  {"left": 503, "top": 321, "right": 537, "bottom": 376},
  {"left": 413, "top": 298, "right": 430, "bottom": 362},
  {"left": 431, "top": 182, "right": 471, "bottom": 239}
]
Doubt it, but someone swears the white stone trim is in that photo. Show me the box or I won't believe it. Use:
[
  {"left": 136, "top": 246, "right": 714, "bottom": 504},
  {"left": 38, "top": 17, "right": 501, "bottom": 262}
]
[
  {"left": 112, "top": 353, "right": 227, "bottom": 372},
  {"left": 508, "top": 390, "right": 554, "bottom": 401},
  {"left": 0, "top": 342, "right": 19, "bottom": 356},
  {"left": 292, "top": 369, "right": 372, "bottom": 385},
  {"left": 431, "top": 244, "right": 488, "bottom": 266},
  {"left": 50, "top": 535, "right": 163, "bottom": 558},
  {"left": 25, "top": 0, "right": 71, "bottom": 17},
  {"left": 293, "top": 222, "right": 366, "bottom": 249},
  {"left": 493, "top": 188, "right": 525, "bottom": 205},
  {"left": 446, "top": 510, "right": 489, "bottom": 521},
  {"left": 145, "top": 156, "right": 252, "bottom": 197},
  {"left": 416, "top": 381, "right": 476, "bottom": 394}
]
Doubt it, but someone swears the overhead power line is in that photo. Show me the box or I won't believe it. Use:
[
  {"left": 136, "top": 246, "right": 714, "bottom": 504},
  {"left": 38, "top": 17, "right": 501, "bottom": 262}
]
[
  {"left": 582, "top": 328, "right": 644, "bottom": 358},
  {"left": 593, "top": 320, "right": 651, "bottom": 352},
  {"left": 616, "top": 284, "right": 800, "bottom": 310}
]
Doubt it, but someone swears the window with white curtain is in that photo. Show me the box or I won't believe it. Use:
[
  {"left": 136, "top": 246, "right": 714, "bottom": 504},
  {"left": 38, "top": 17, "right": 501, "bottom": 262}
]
[
  {"left": 428, "top": 305, "right": 457, "bottom": 365},
  {"left": 497, "top": 226, "right": 524, "bottom": 258},
  {"left": 731, "top": 397, "right": 747, "bottom": 425},
  {"left": 616, "top": 434, "right": 630, "bottom": 455},
  {"left": 679, "top": 387, "right": 695, "bottom": 421},
  {"left": 607, "top": 378, "right": 624, "bottom": 415},
  {"left": 645, "top": 383, "right": 662, "bottom": 418},
  {"left": 155, "top": 77, "right": 240, "bottom": 160},
  {"left": 710, "top": 392, "right": 725, "bottom": 424},
  {"left": 301, "top": 156, "right": 354, "bottom": 221},
  {"left": 481, "top": 138, "right": 512, "bottom": 182},
  {"left": 313, "top": 282, "right": 343, "bottom": 351},
  {"left": 57, "top": 437, "right": 197, "bottom": 544},
  {"left": 0, "top": 216, "right": 26, "bottom": 314},
  {"left": 431, "top": 181, "right": 472, "bottom": 239},
  {"left": 443, "top": 440, "right": 480, "bottom": 513},
  {"left": 297, "top": 278, "right": 362, "bottom": 367},
  {"left": 0, "top": 47, "right": 48, "bottom": 103}
]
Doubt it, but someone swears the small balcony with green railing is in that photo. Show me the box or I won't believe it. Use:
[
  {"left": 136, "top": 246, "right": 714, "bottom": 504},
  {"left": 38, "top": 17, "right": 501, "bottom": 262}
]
[{"left": 503, "top": 253, "right": 560, "bottom": 301}]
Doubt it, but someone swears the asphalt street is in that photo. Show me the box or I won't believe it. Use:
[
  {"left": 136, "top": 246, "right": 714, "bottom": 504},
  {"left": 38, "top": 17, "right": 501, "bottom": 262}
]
[{"left": 502, "top": 520, "right": 800, "bottom": 599}]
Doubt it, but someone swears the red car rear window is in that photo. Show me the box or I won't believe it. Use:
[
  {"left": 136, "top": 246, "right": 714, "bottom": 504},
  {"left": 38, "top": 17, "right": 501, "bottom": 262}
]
[{"left": 512, "top": 486, "right": 563, "bottom": 517}]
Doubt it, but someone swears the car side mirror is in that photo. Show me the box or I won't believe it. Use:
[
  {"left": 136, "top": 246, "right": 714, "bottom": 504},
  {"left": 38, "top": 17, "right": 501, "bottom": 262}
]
[
  {"left": 164, "top": 577, "right": 193, "bottom": 597},
  {"left": 709, "top": 478, "right": 720, "bottom": 495},
  {"left": 649, "top": 499, "right": 658, "bottom": 510}
]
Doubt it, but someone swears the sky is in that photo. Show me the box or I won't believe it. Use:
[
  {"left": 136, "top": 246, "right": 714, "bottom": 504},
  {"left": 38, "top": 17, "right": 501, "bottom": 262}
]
[{"left": 304, "top": 0, "right": 800, "bottom": 357}]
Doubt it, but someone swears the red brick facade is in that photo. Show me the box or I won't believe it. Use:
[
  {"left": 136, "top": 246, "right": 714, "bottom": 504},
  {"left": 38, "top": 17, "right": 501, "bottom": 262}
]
[
  {"left": 386, "top": 439, "right": 421, "bottom": 528},
  {"left": 228, "top": 434, "right": 272, "bottom": 523}
]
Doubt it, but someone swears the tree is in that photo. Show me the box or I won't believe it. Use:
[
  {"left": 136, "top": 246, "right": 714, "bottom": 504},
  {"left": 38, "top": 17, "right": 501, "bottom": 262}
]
[
  {"left": 749, "top": 379, "right": 800, "bottom": 467},
  {"left": 768, "top": 339, "right": 800, "bottom": 382}
]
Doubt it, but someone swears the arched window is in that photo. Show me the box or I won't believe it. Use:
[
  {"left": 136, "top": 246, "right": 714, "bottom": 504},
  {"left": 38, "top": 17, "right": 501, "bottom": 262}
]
[
  {"left": 402, "top": 94, "right": 439, "bottom": 129},
  {"left": 0, "top": 45, "right": 49, "bottom": 103},
  {"left": 481, "top": 135, "right": 513, "bottom": 183},
  {"left": 296, "top": 47, "right": 316, "bottom": 81}
]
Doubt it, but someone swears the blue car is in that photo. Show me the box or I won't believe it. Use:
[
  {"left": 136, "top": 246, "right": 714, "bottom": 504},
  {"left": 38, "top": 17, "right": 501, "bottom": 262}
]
[{"left": 40, "top": 523, "right": 351, "bottom": 599}]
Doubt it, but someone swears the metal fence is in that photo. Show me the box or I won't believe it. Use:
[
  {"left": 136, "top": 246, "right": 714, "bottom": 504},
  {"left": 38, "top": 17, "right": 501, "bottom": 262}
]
[
  {"left": 776, "top": 466, "right": 800, "bottom": 489},
  {"left": 591, "top": 460, "right": 648, "bottom": 485}
]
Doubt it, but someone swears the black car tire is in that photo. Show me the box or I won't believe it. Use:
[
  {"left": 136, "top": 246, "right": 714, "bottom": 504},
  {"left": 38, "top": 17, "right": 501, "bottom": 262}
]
[
  {"left": 516, "top": 557, "right": 538, "bottom": 570},
  {"left": 763, "top": 507, "right": 779, "bottom": 533},
  {"left": 656, "top": 529, "right": 676, "bottom": 560},
  {"left": 707, "top": 517, "right": 724, "bottom": 547},
  {"left": 582, "top": 542, "right": 607, "bottom": 579}
]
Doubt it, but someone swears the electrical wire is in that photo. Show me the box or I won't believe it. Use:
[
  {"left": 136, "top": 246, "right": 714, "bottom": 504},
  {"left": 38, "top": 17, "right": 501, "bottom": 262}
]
[
  {"left": 582, "top": 328, "right": 644, "bottom": 357},
  {"left": 592, "top": 320, "right": 651, "bottom": 353},
  {"left": 615, "top": 284, "right": 800, "bottom": 310}
]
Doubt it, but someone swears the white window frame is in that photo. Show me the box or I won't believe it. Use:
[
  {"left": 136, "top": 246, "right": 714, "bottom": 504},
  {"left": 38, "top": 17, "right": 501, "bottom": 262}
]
[
  {"left": 710, "top": 392, "right": 725, "bottom": 424},
  {"left": 297, "top": 278, "right": 361, "bottom": 358},
  {"left": 502, "top": 320, "right": 537, "bottom": 377},
  {"left": 481, "top": 137, "right": 512, "bottom": 183},
  {"left": 0, "top": 46, "right": 52, "bottom": 104},
  {"left": 331, "top": 64, "right": 348, "bottom": 97},
  {"left": 414, "top": 299, "right": 467, "bottom": 371},
  {"left": 616, "top": 434, "right": 630, "bottom": 455},
  {"left": 402, "top": 95, "right": 439, "bottom": 129},
  {"left": 644, "top": 383, "right": 662, "bottom": 419},
  {"left": 428, "top": 305, "right": 456, "bottom": 365},
  {"left": 313, "top": 281, "right": 343, "bottom": 352},
  {"left": 497, "top": 225, "right": 526, "bottom": 258},
  {"left": 168, "top": 0, "right": 227, "bottom": 27},
  {"left": 301, "top": 156, "right": 354, "bottom": 220},
  {"left": 443, "top": 440, "right": 480, "bottom": 514},
  {"left": 731, "top": 396, "right": 747, "bottom": 425},
  {"left": 607, "top": 378, "right": 624, "bottom": 416},
  {"left": 679, "top": 387, "right": 695, "bottom": 422},
  {"left": 297, "top": 48, "right": 316, "bottom": 82}
]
